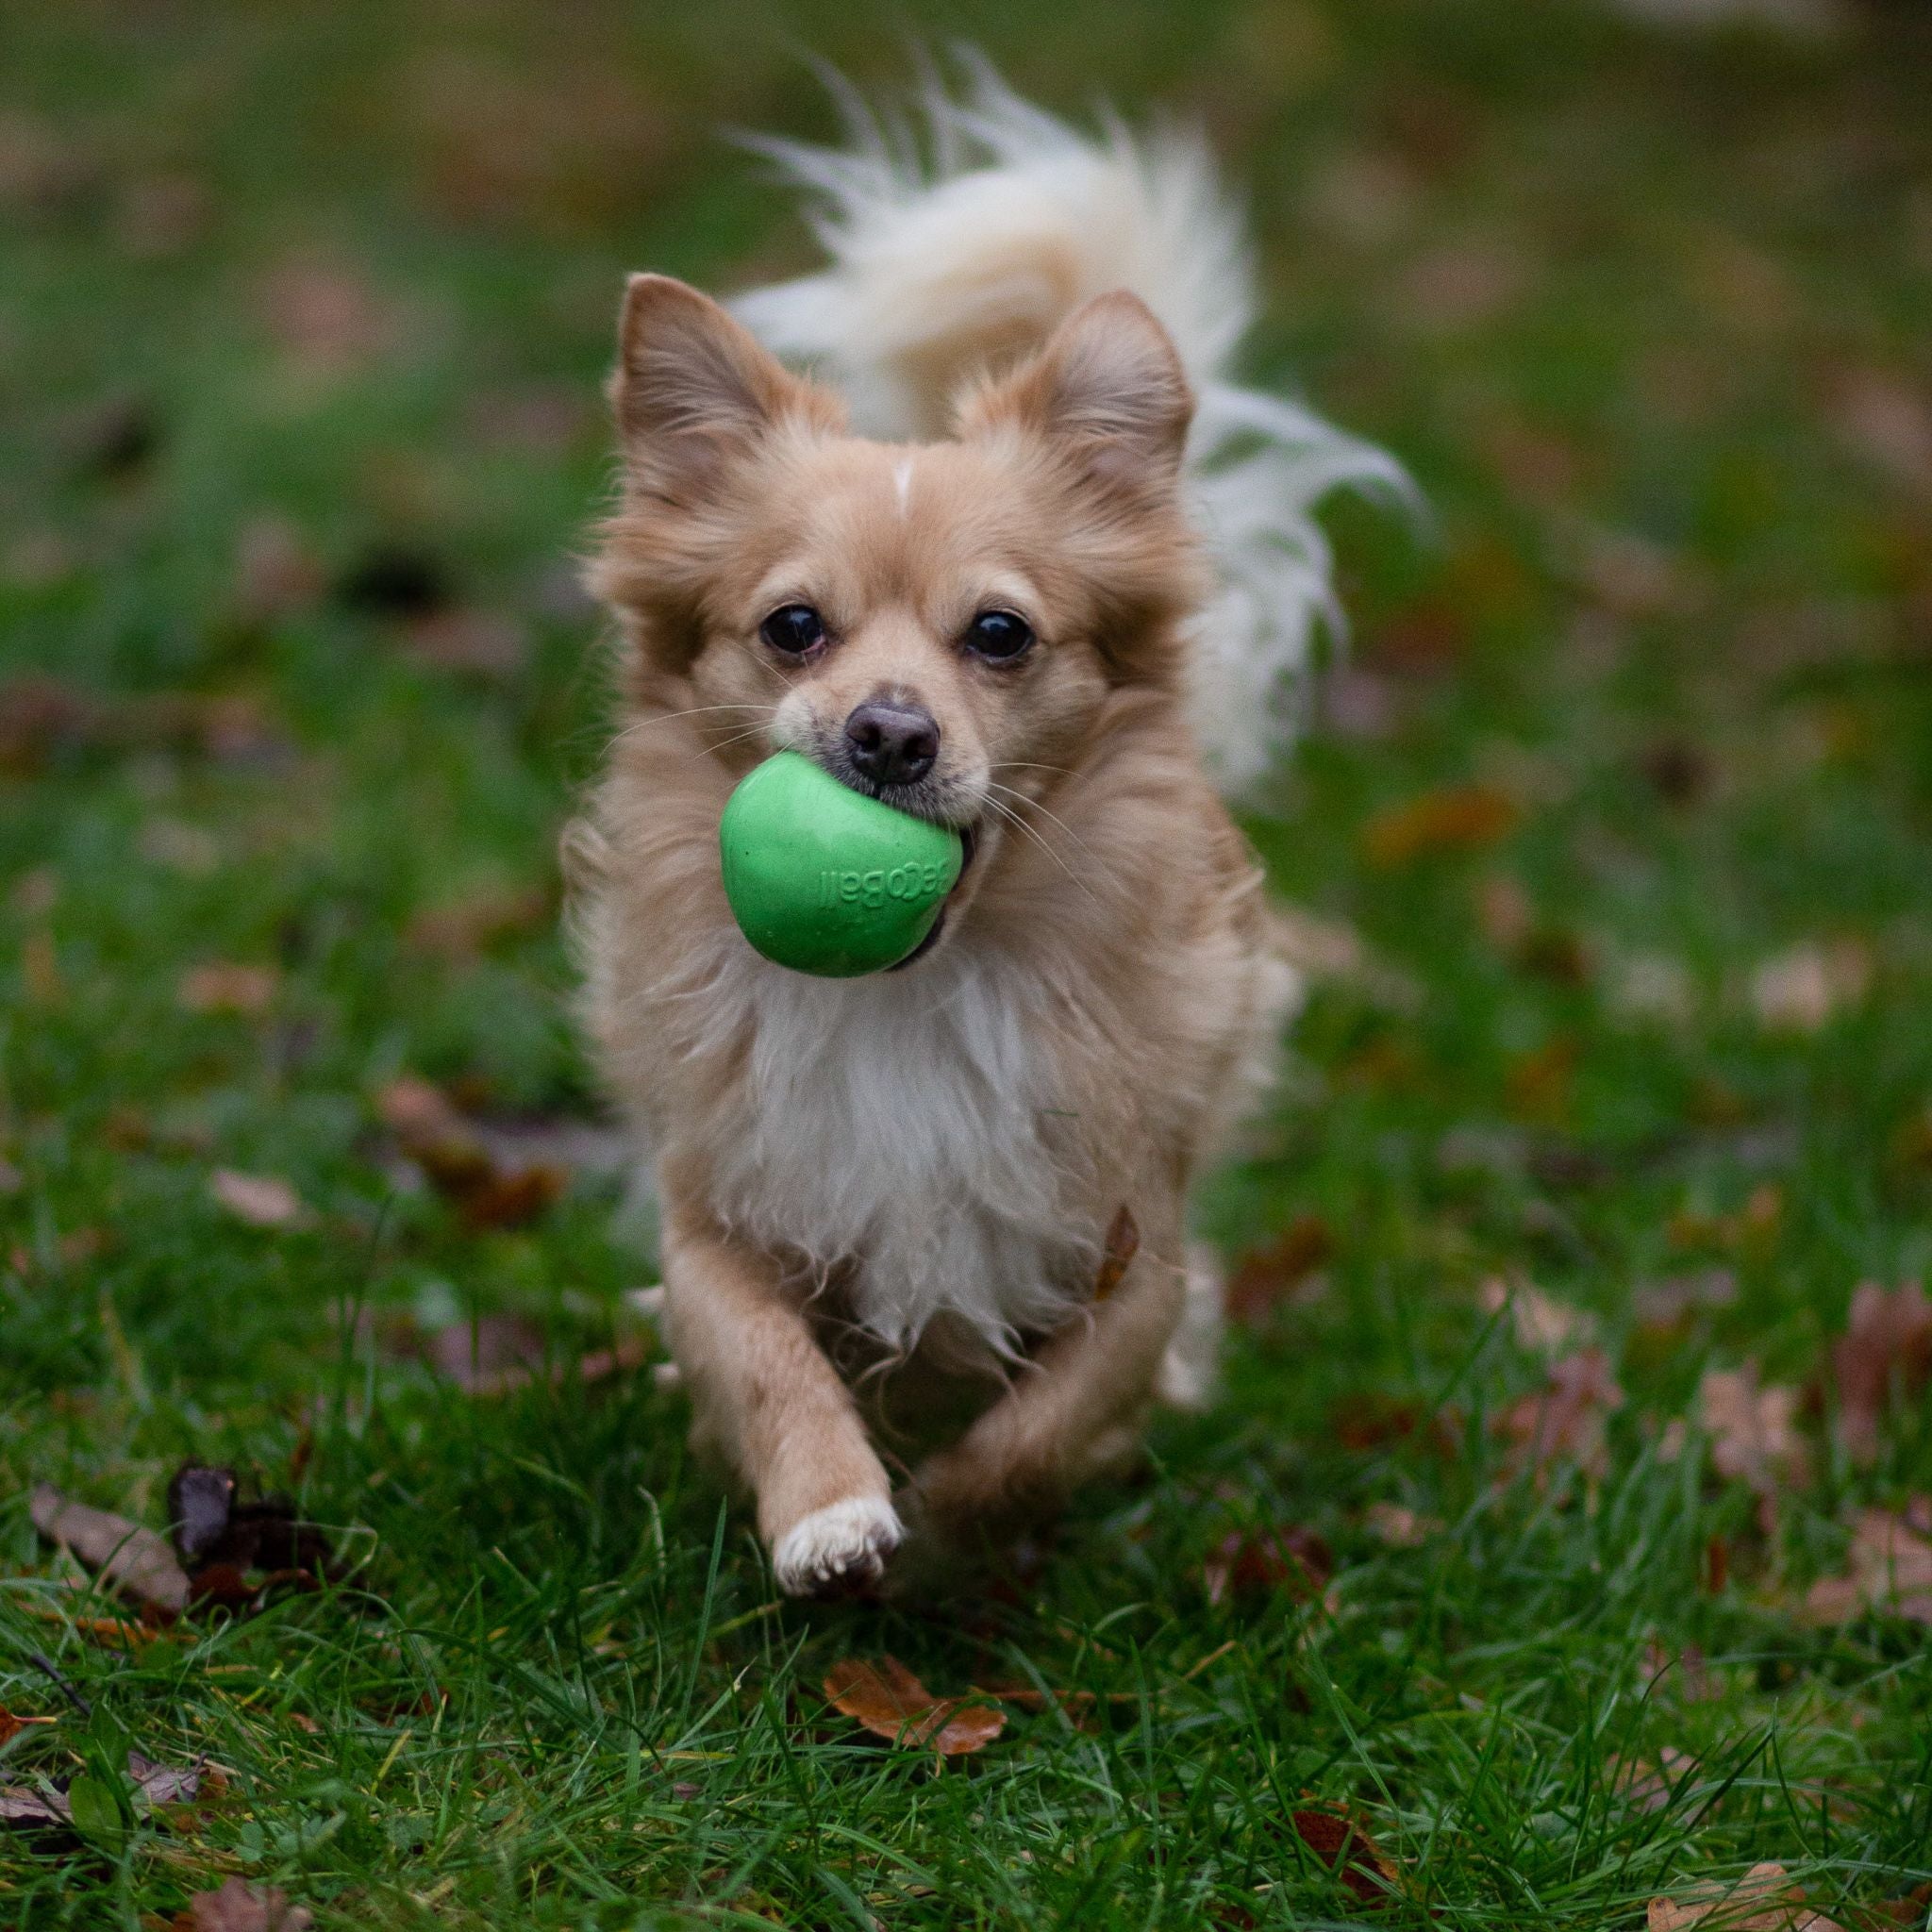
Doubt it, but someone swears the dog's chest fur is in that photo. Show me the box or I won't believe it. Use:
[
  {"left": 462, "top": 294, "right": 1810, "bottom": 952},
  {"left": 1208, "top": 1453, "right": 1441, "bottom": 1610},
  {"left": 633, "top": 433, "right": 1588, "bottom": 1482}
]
[{"left": 691, "top": 937, "right": 1098, "bottom": 1350}]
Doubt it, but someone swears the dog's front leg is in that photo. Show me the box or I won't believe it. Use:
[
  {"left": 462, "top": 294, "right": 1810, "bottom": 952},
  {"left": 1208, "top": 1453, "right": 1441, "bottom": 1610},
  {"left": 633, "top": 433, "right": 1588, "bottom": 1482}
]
[
  {"left": 908, "top": 1192, "right": 1188, "bottom": 1538},
  {"left": 658, "top": 1193, "right": 899, "bottom": 1597}
]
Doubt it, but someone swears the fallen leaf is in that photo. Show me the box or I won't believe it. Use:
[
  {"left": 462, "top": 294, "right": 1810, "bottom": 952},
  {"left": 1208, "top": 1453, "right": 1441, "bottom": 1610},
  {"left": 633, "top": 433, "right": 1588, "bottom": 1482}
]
[
  {"left": 1647, "top": 1861, "right": 1846, "bottom": 1932},
  {"left": 30, "top": 1484, "right": 189, "bottom": 1615},
  {"left": 1365, "top": 1502, "right": 1438, "bottom": 1548},
  {"left": 1480, "top": 1276, "right": 1591, "bottom": 1355},
  {"left": 1699, "top": 1365, "right": 1810, "bottom": 1496},
  {"left": 1492, "top": 1349, "right": 1625, "bottom": 1484},
  {"left": 403, "top": 608, "right": 527, "bottom": 677},
  {"left": 1611, "top": 1745, "right": 1698, "bottom": 1813},
  {"left": 1226, "top": 1215, "right": 1333, "bottom": 1324},
  {"left": 1, "top": 1749, "right": 205, "bottom": 1832},
  {"left": 210, "top": 1169, "right": 309, "bottom": 1229},
  {"left": 1750, "top": 941, "right": 1872, "bottom": 1033},
  {"left": 177, "top": 1876, "right": 314, "bottom": 1932},
  {"left": 1361, "top": 784, "right": 1517, "bottom": 868},
  {"left": 231, "top": 515, "right": 325, "bottom": 624},
  {"left": 0, "top": 1709, "right": 56, "bottom": 1747},
  {"left": 822, "top": 1657, "right": 1005, "bottom": 1757},
  {"left": 1829, "top": 367, "right": 1932, "bottom": 498},
  {"left": 1290, "top": 1802, "right": 1401, "bottom": 1907},
  {"left": 1830, "top": 1281, "right": 1932, "bottom": 1464},
  {"left": 1632, "top": 1270, "right": 1739, "bottom": 1333},
  {"left": 258, "top": 249, "right": 398, "bottom": 375},
  {"left": 178, "top": 963, "right": 278, "bottom": 1016},
  {"left": 1802, "top": 1508, "right": 1932, "bottom": 1627},
  {"left": 405, "top": 882, "right": 552, "bottom": 958},
  {"left": 1202, "top": 1525, "right": 1333, "bottom": 1607},
  {"left": 375, "top": 1077, "right": 570, "bottom": 1231},
  {"left": 165, "top": 1462, "right": 336, "bottom": 1598},
  {"left": 1091, "top": 1207, "right": 1140, "bottom": 1302}
]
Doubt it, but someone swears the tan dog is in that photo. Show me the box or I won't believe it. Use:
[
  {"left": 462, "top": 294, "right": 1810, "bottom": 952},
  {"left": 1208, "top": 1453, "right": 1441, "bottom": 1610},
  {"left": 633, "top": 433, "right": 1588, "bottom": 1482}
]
[{"left": 569, "top": 72, "right": 1396, "bottom": 1595}]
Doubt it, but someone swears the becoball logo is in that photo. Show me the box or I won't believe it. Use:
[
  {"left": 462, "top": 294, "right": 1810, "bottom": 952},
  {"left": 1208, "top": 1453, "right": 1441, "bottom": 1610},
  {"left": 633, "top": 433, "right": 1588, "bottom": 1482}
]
[{"left": 818, "top": 862, "right": 947, "bottom": 909}]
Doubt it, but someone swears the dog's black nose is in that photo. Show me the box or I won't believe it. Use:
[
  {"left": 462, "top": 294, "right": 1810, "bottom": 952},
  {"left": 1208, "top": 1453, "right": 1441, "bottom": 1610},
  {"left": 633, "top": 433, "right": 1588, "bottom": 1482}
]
[{"left": 843, "top": 699, "right": 939, "bottom": 787}]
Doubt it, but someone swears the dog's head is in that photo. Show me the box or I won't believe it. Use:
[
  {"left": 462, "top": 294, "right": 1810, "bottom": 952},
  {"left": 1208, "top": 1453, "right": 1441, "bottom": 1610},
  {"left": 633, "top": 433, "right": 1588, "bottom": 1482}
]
[{"left": 591, "top": 275, "right": 1206, "bottom": 939}]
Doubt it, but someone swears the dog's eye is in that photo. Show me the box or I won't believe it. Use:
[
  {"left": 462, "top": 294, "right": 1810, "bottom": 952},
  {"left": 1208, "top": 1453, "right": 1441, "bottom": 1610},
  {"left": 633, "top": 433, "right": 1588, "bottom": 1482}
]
[
  {"left": 759, "top": 604, "right": 826, "bottom": 656},
  {"left": 964, "top": 609, "right": 1033, "bottom": 662}
]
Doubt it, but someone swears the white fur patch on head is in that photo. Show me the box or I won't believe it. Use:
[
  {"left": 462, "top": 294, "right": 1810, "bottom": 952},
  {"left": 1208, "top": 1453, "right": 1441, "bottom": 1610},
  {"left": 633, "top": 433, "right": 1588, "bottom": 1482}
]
[
  {"left": 893, "top": 456, "right": 914, "bottom": 515},
  {"left": 772, "top": 1493, "right": 903, "bottom": 1595}
]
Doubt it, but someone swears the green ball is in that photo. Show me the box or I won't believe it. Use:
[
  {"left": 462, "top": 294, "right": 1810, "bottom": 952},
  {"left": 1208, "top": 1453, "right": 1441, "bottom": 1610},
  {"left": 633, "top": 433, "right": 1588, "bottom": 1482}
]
[{"left": 719, "top": 752, "right": 964, "bottom": 977}]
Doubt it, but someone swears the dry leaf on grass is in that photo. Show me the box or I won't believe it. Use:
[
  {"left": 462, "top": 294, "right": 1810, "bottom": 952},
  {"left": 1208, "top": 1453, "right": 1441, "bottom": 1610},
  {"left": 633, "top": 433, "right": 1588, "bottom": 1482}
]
[
  {"left": 1, "top": 1749, "right": 207, "bottom": 1831},
  {"left": 1749, "top": 941, "right": 1871, "bottom": 1033},
  {"left": 1360, "top": 783, "right": 1517, "bottom": 868},
  {"left": 1698, "top": 1366, "right": 1811, "bottom": 1496},
  {"left": 176, "top": 1877, "right": 313, "bottom": 1932},
  {"left": 1290, "top": 1803, "right": 1402, "bottom": 1907},
  {"left": 166, "top": 1462, "right": 337, "bottom": 1607},
  {"left": 405, "top": 882, "right": 551, "bottom": 957},
  {"left": 1802, "top": 1508, "right": 1932, "bottom": 1627},
  {"left": 1226, "top": 1215, "right": 1333, "bottom": 1325},
  {"left": 30, "top": 1484, "right": 190, "bottom": 1616},
  {"left": 1480, "top": 1275, "right": 1591, "bottom": 1354},
  {"left": 1202, "top": 1525, "right": 1333, "bottom": 1607},
  {"left": 177, "top": 963, "right": 278, "bottom": 1015},
  {"left": 1830, "top": 1281, "right": 1931, "bottom": 1464},
  {"left": 823, "top": 1657, "right": 1005, "bottom": 1757},
  {"left": 1647, "top": 1861, "right": 1846, "bottom": 1931},
  {"left": 375, "top": 1077, "right": 569, "bottom": 1231},
  {"left": 1364, "top": 1502, "right": 1439, "bottom": 1548},
  {"left": 0, "top": 1709, "right": 55, "bottom": 1747},
  {"left": 210, "top": 1169, "right": 309, "bottom": 1229},
  {"left": 1492, "top": 1348, "right": 1625, "bottom": 1484},
  {"left": 1610, "top": 1746, "right": 1699, "bottom": 1814}
]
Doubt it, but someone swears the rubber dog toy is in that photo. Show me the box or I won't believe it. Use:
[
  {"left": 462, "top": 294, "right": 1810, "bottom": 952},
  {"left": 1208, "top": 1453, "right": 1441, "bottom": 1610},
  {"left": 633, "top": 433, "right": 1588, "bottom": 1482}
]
[{"left": 719, "top": 751, "right": 963, "bottom": 975}]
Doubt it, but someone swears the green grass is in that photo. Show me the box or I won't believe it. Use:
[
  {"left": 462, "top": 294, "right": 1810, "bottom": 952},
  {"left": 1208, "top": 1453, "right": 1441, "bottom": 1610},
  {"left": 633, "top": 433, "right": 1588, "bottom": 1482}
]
[{"left": 5, "top": 1, "right": 1932, "bottom": 1924}]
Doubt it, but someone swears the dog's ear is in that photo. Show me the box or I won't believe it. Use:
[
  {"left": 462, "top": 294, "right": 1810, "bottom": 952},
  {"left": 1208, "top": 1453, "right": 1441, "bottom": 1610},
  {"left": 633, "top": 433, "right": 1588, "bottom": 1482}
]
[
  {"left": 610, "top": 275, "right": 841, "bottom": 500},
  {"left": 958, "top": 291, "right": 1192, "bottom": 497}
]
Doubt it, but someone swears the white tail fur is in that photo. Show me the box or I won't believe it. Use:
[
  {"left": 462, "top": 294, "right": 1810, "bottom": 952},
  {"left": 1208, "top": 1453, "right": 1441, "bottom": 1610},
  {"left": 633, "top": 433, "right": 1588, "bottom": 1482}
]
[{"left": 731, "top": 55, "right": 1410, "bottom": 792}]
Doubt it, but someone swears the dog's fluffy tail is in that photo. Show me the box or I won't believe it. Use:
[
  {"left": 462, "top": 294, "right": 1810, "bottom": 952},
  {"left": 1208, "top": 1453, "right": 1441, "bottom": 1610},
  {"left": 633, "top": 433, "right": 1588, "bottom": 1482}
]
[{"left": 732, "top": 56, "right": 1410, "bottom": 792}]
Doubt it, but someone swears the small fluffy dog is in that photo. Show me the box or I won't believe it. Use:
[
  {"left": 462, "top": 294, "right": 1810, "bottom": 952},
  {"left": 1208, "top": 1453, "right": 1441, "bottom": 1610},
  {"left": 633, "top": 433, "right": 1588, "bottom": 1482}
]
[{"left": 570, "top": 69, "right": 1398, "bottom": 1595}]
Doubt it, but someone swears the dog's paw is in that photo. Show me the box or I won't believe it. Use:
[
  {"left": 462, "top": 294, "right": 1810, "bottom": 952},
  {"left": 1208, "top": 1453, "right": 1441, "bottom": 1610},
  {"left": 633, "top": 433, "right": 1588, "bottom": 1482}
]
[{"left": 771, "top": 1495, "right": 903, "bottom": 1598}]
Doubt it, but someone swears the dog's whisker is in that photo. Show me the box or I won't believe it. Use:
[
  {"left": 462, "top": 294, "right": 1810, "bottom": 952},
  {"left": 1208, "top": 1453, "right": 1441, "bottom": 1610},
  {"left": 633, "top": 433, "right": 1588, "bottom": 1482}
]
[
  {"left": 978, "top": 792, "right": 1103, "bottom": 908},
  {"left": 608, "top": 703, "right": 778, "bottom": 748},
  {"left": 985, "top": 781, "right": 1103, "bottom": 867}
]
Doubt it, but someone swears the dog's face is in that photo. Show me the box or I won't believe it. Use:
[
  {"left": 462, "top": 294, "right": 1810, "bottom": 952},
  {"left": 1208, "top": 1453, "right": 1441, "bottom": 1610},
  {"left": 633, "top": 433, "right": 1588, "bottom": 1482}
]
[{"left": 591, "top": 275, "right": 1204, "bottom": 942}]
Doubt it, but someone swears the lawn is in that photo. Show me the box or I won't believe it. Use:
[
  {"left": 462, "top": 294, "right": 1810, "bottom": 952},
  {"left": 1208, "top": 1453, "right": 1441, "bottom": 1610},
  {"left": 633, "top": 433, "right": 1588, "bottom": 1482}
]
[{"left": 3, "top": 1, "right": 1931, "bottom": 1925}]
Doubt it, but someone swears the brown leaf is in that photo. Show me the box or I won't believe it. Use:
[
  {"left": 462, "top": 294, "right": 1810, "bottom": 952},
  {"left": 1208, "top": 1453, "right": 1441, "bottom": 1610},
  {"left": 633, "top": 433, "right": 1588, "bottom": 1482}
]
[
  {"left": 1647, "top": 1862, "right": 1846, "bottom": 1932},
  {"left": 822, "top": 1657, "right": 1006, "bottom": 1757},
  {"left": 1830, "top": 368, "right": 1932, "bottom": 498},
  {"left": 30, "top": 1484, "right": 190, "bottom": 1615},
  {"left": 1750, "top": 941, "right": 1871, "bottom": 1034},
  {"left": 178, "top": 1877, "right": 314, "bottom": 1932},
  {"left": 210, "top": 1169, "right": 310, "bottom": 1229},
  {"left": 405, "top": 882, "right": 552, "bottom": 958},
  {"left": 404, "top": 608, "right": 528, "bottom": 677},
  {"left": 1364, "top": 1502, "right": 1438, "bottom": 1548},
  {"left": 1632, "top": 1270, "right": 1739, "bottom": 1334},
  {"left": 1226, "top": 1215, "right": 1333, "bottom": 1324},
  {"left": 0, "top": 1709, "right": 54, "bottom": 1748},
  {"left": 1480, "top": 1276, "right": 1591, "bottom": 1355},
  {"left": 375, "top": 1077, "right": 572, "bottom": 1231},
  {"left": 1802, "top": 1508, "right": 1932, "bottom": 1627},
  {"left": 1202, "top": 1525, "right": 1333, "bottom": 1607},
  {"left": 1830, "top": 1282, "right": 1932, "bottom": 1464},
  {"left": 1, "top": 1749, "right": 204, "bottom": 1832},
  {"left": 1492, "top": 1349, "right": 1625, "bottom": 1484},
  {"left": 258, "top": 249, "right": 397, "bottom": 375},
  {"left": 1091, "top": 1207, "right": 1140, "bottom": 1302},
  {"left": 1361, "top": 784, "right": 1517, "bottom": 868},
  {"left": 178, "top": 963, "right": 278, "bottom": 1016},
  {"left": 1290, "top": 1803, "right": 1401, "bottom": 1906},
  {"left": 1699, "top": 1366, "right": 1811, "bottom": 1496},
  {"left": 1611, "top": 1745, "right": 1698, "bottom": 1814}
]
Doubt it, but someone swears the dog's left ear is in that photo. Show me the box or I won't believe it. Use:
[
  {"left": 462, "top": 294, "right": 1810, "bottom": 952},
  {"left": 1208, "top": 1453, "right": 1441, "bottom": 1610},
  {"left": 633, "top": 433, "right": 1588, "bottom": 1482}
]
[{"left": 958, "top": 291, "right": 1193, "bottom": 499}]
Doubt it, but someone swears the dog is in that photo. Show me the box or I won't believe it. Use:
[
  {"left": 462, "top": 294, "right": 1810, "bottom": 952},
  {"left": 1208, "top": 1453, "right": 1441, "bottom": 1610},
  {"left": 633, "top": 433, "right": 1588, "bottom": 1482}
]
[{"left": 568, "top": 65, "right": 1399, "bottom": 1596}]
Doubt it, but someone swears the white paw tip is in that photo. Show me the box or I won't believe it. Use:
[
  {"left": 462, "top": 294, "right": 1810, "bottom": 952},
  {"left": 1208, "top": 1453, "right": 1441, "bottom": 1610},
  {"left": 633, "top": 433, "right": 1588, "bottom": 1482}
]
[{"left": 773, "top": 1495, "right": 903, "bottom": 1597}]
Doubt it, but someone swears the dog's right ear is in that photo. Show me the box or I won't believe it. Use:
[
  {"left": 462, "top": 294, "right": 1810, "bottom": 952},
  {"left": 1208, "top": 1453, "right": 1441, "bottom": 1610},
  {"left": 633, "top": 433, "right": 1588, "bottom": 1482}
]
[{"left": 610, "top": 275, "right": 841, "bottom": 500}]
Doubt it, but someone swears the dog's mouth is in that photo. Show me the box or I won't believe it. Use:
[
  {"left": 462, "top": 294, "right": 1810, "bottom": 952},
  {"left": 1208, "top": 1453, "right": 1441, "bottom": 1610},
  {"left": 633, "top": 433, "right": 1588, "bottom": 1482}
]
[{"left": 886, "top": 822, "right": 976, "bottom": 973}]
